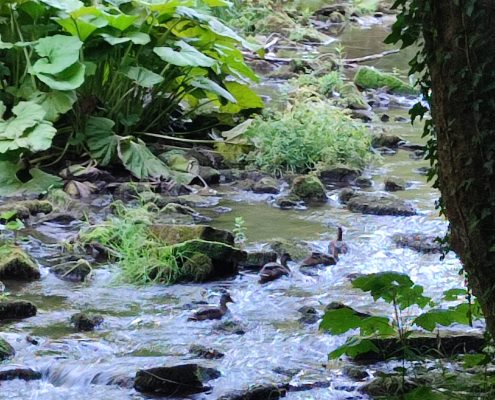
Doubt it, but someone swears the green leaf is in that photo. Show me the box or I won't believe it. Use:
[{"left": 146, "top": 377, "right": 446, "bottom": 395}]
[
  {"left": 413, "top": 304, "right": 471, "bottom": 331},
  {"left": 39, "top": 0, "right": 83, "bottom": 12},
  {"left": 404, "top": 386, "right": 446, "bottom": 400},
  {"left": 329, "top": 337, "right": 379, "bottom": 359},
  {"left": 153, "top": 41, "right": 216, "bottom": 67},
  {"left": 123, "top": 66, "right": 163, "bottom": 88},
  {"left": 30, "top": 91, "right": 77, "bottom": 122},
  {"left": 103, "top": 12, "right": 137, "bottom": 31},
  {"left": 320, "top": 307, "right": 366, "bottom": 334},
  {"left": 0, "top": 101, "right": 56, "bottom": 153},
  {"left": 35, "top": 62, "right": 86, "bottom": 91},
  {"left": 55, "top": 7, "right": 108, "bottom": 41},
  {"left": 190, "top": 77, "right": 235, "bottom": 103},
  {"left": 33, "top": 35, "right": 83, "bottom": 74},
  {"left": 0, "top": 161, "right": 62, "bottom": 197},
  {"left": 220, "top": 81, "right": 263, "bottom": 113},
  {"left": 202, "top": 0, "right": 231, "bottom": 6},
  {"left": 0, "top": 35, "right": 13, "bottom": 50},
  {"left": 118, "top": 138, "right": 172, "bottom": 179},
  {"left": 85, "top": 117, "right": 118, "bottom": 166},
  {"left": 443, "top": 288, "right": 467, "bottom": 301},
  {"left": 100, "top": 31, "right": 150, "bottom": 45},
  {"left": 462, "top": 353, "right": 490, "bottom": 368}
]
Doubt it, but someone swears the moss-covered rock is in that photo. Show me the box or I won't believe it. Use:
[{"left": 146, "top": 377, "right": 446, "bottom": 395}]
[
  {"left": 343, "top": 192, "right": 416, "bottom": 216},
  {"left": 134, "top": 364, "right": 220, "bottom": 396},
  {"left": 252, "top": 177, "right": 279, "bottom": 194},
  {"left": 239, "top": 251, "right": 277, "bottom": 271},
  {"left": 290, "top": 175, "right": 327, "bottom": 202},
  {"left": 0, "top": 245, "right": 40, "bottom": 281},
  {"left": 181, "top": 253, "right": 213, "bottom": 282},
  {"left": 354, "top": 66, "right": 418, "bottom": 95},
  {"left": 173, "top": 239, "right": 246, "bottom": 280},
  {"left": 371, "top": 133, "right": 404, "bottom": 148},
  {"left": 0, "top": 337, "right": 15, "bottom": 361},
  {"left": 0, "top": 200, "right": 52, "bottom": 220},
  {"left": 317, "top": 165, "right": 361, "bottom": 186},
  {"left": 51, "top": 259, "right": 92, "bottom": 282},
  {"left": 150, "top": 225, "right": 234, "bottom": 246},
  {"left": 265, "top": 238, "right": 310, "bottom": 261},
  {"left": 0, "top": 300, "right": 37, "bottom": 320}
]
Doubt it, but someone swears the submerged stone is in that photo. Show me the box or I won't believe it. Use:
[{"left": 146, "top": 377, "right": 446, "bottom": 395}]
[
  {"left": 189, "top": 344, "right": 224, "bottom": 359},
  {"left": 290, "top": 175, "right": 327, "bottom": 202},
  {"left": 70, "top": 313, "right": 104, "bottom": 332},
  {"left": 134, "top": 364, "right": 220, "bottom": 396},
  {"left": 0, "top": 337, "right": 15, "bottom": 361},
  {"left": 0, "top": 245, "right": 40, "bottom": 281},
  {"left": 0, "top": 300, "right": 37, "bottom": 320},
  {"left": 0, "top": 368, "right": 41, "bottom": 381},
  {"left": 218, "top": 384, "right": 286, "bottom": 400},
  {"left": 51, "top": 259, "right": 92, "bottom": 282}
]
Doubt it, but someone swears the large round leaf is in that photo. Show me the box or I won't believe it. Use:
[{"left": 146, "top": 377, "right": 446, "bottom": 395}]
[
  {"left": 153, "top": 41, "right": 215, "bottom": 67},
  {"left": 35, "top": 62, "right": 86, "bottom": 91},
  {"left": 33, "top": 35, "right": 83, "bottom": 74}
]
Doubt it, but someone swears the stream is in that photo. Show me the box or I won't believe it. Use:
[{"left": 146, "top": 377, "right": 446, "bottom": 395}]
[{"left": 0, "top": 16, "right": 472, "bottom": 400}]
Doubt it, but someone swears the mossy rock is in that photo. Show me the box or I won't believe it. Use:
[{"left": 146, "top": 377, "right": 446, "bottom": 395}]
[
  {"left": 290, "top": 175, "right": 327, "bottom": 202},
  {"left": 265, "top": 238, "right": 310, "bottom": 261},
  {"left": 70, "top": 312, "right": 104, "bottom": 332},
  {"left": 173, "top": 239, "right": 246, "bottom": 280},
  {"left": 51, "top": 259, "right": 92, "bottom": 282},
  {"left": 339, "top": 83, "right": 369, "bottom": 110},
  {"left": 0, "top": 337, "right": 15, "bottom": 361},
  {"left": 360, "top": 375, "right": 417, "bottom": 397},
  {"left": 371, "top": 133, "right": 404, "bottom": 148},
  {"left": 150, "top": 225, "right": 234, "bottom": 246},
  {"left": 317, "top": 165, "right": 361, "bottom": 186},
  {"left": 0, "top": 200, "right": 52, "bottom": 220},
  {"left": 255, "top": 12, "right": 296, "bottom": 34},
  {"left": 181, "top": 253, "right": 213, "bottom": 282},
  {"left": 354, "top": 66, "right": 418, "bottom": 95},
  {"left": 0, "top": 245, "right": 40, "bottom": 281},
  {"left": 0, "top": 300, "right": 37, "bottom": 320},
  {"left": 345, "top": 192, "right": 416, "bottom": 216}
]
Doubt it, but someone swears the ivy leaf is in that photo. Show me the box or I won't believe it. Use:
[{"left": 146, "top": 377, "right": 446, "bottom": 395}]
[
  {"left": 123, "top": 66, "right": 163, "bottom": 88},
  {"left": 0, "top": 161, "right": 62, "bottom": 196},
  {"left": 117, "top": 138, "right": 171, "bottom": 179},
  {"left": 32, "top": 35, "right": 83, "bottom": 74},
  {"left": 0, "top": 101, "right": 56, "bottom": 153},
  {"left": 190, "top": 77, "right": 236, "bottom": 103},
  {"left": 30, "top": 90, "right": 77, "bottom": 122},
  {"left": 85, "top": 117, "right": 119, "bottom": 166},
  {"left": 153, "top": 41, "right": 216, "bottom": 67}
]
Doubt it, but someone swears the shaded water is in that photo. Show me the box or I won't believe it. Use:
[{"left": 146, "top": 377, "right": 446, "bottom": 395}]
[{"left": 0, "top": 18, "right": 469, "bottom": 400}]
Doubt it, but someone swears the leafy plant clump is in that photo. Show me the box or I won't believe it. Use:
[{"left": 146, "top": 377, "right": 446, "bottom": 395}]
[
  {"left": 245, "top": 100, "right": 373, "bottom": 175},
  {"left": 0, "top": 0, "right": 262, "bottom": 193}
]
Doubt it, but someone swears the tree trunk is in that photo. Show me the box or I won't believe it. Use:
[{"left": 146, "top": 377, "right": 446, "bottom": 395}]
[{"left": 422, "top": 2, "right": 495, "bottom": 335}]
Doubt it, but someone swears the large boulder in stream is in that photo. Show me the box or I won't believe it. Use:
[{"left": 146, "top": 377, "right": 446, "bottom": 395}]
[
  {"left": 173, "top": 239, "right": 246, "bottom": 280},
  {"left": 354, "top": 66, "right": 418, "bottom": 95},
  {"left": 150, "top": 224, "right": 234, "bottom": 246},
  {"left": 340, "top": 190, "right": 416, "bottom": 216},
  {"left": 317, "top": 165, "right": 361, "bottom": 186},
  {"left": 392, "top": 233, "right": 443, "bottom": 253},
  {"left": 290, "top": 175, "right": 327, "bottom": 202},
  {"left": 0, "top": 337, "right": 15, "bottom": 361},
  {"left": 0, "top": 245, "right": 40, "bottom": 281},
  {"left": 0, "top": 300, "right": 37, "bottom": 320},
  {"left": 134, "top": 364, "right": 220, "bottom": 396},
  {"left": 218, "top": 384, "right": 286, "bottom": 400}
]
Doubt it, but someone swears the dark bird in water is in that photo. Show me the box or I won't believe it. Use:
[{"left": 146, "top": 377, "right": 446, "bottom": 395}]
[
  {"left": 301, "top": 252, "right": 337, "bottom": 267},
  {"left": 188, "top": 293, "right": 234, "bottom": 321},
  {"left": 259, "top": 253, "right": 292, "bottom": 284},
  {"left": 328, "top": 226, "right": 348, "bottom": 260}
]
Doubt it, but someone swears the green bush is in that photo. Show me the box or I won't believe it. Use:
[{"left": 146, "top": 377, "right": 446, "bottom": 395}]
[
  {"left": 245, "top": 100, "right": 373, "bottom": 175},
  {"left": 0, "top": 0, "right": 261, "bottom": 192}
]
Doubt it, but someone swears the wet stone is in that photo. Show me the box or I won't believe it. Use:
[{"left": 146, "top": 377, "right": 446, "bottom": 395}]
[
  {"left": 70, "top": 313, "right": 104, "bottom": 332},
  {"left": 252, "top": 177, "right": 279, "bottom": 194},
  {"left": 275, "top": 196, "right": 301, "bottom": 209},
  {"left": 134, "top": 364, "right": 220, "bottom": 396},
  {"left": 345, "top": 192, "right": 416, "bottom": 216},
  {"left": 0, "top": 337, "right": 15, "bottom": 361},
  {"left": 0, "top": 245, "right": 40, "bottom": 281},
  {"left": 0, "top": 300, "right": 37, "bottom": 320},
  {"left": 239, "top": 251, "right": 277, "bottom": 271},
  {"left": 318, "top": 166, "right": 360, "bottom": 186},
  {"left": 0, "top": 200, "right": 53, "bottom": 221},
  {"left": 218, "top": 384, "right": 286, "bottom": 400},
  {"left": 355, "top": 176, "right": 373, "bottom": 188},
  {"left": 189, "top": 344, "right": 224, "bottom": 359},
  {"left": 384, "top": 177, "right": 406, "bottom": 192},
  {"left": 298, "top": 306, "right": 320, "bottom": 325},
  {"left": 290, "top": 175, "right": 327, "bottom": 202},
  {"left": 0, "top": 368, "right": 41, "bottom": 381},
  {"left": 392, "top": 233, "right": 443, "bottom": 253},
  {"left": 371, "top": 133, "right": 404, "bottom": 148},
  {"left": 51, "top": 259, "right": 92, "bottom": 282},
  {"left": 343, "top": 366, "right": 369, "bottom": 381}
]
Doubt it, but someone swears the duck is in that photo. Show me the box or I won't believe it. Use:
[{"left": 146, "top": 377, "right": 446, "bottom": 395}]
[
  {"left": 328, "top": 226, "right": 348, "bottom": 259},
  {"left": 301, "top": 251, "right": 337, "bottom": 267},
  {"left": 259, "top": 253, "right": 291, "bottom": 284},
  {"left": 188, "top": 293, "right": 234, "bottom": 321}
]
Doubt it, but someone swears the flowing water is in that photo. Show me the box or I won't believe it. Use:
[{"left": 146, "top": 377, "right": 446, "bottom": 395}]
[{"left": 0, "top": 19, "right": 471, "bottom": 400}]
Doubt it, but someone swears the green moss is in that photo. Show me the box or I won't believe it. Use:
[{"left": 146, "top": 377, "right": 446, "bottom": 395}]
[
  {"left": 0, "top": 244, "right": 40, "bottom": 281},
  {"left": 181, "top": 253, "right": 213, "bottom": 282},
  {"left": 290, "top": 175, "right": 327, "bottom": 201},
  {"left": 0, "top": 337, "right": 15, "bottom": 361},
  {"left": 354, "top": 66, "right": 418, "bottom": 95},
  {"left": 0, "top": 200, "right": 52, "bottom": 220}
]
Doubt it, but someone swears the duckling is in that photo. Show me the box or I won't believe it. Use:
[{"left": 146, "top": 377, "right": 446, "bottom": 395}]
[
  {"left": 259, "top": 253, "right": 291, "bottom": 284},
  {"left": 301, "top": 252, "right": 336, "bottom": 267},
  {"left": 328, "top": 226, "right": 348, "bottom": 259},
  {"left": 188, "top": 293, "right": 234, "bottom": 321}
]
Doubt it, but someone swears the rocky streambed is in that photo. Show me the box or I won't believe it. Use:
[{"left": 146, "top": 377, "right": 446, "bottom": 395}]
[{"left": 0, "top": 10, "right": 479, "bottom": 400}]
